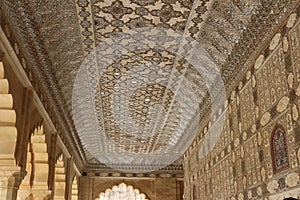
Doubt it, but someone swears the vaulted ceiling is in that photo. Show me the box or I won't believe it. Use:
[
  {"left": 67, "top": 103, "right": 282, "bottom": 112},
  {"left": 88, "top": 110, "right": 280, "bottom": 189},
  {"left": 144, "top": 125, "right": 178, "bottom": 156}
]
[{"left": 0, "top": 0, "right": 298, "bottom": 176}]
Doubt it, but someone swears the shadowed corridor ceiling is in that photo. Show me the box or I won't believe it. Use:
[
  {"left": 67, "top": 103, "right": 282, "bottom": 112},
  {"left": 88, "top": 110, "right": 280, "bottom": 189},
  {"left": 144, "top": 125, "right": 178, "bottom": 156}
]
[{"left": 0, "top": 0, "right": 298, "bottom": 175}]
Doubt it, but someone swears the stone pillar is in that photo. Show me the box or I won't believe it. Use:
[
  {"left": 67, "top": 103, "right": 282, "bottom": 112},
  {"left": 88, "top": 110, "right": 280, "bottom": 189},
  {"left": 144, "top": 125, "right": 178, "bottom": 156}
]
[
  {"left": 31, "top": 126, "right": 51, "bottom": 199},
  {"left": 71, "top": 177, "right": 78, "bottom": 200},
  {"left": 0, "top": 169, "right": 26, "bottom": 200},
  {"left": 0, "top": 61, "right": 25, "bottom": 199},
  {"left": 54, "top": 155, "right": 66, "bottom": 199}
]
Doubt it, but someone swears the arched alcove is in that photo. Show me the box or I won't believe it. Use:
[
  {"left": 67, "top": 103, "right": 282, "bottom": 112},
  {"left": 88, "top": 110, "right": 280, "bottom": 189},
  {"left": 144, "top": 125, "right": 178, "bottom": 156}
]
[
  {"left": 96, "top": 183, "right": 149, "bottom": 200},
  {"left": 271, "top": 124, "right": 290, "bottom": 173},
  {"left": 18, "top": 125, "right": 51, "bottom": 199}
]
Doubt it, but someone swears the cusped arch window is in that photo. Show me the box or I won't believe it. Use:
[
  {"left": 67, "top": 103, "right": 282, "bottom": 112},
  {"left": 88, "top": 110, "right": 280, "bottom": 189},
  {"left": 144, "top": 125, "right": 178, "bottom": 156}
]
[
  {"left": 271, "top": 124, "right": 290, "bottom": 173},
  {"left": 96, "top": 183, "right": 149, "bottom": 200}
]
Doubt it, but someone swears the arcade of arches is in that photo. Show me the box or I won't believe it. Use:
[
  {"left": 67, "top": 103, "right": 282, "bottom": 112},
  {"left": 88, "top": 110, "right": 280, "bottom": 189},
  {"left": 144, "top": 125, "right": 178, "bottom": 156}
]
[{"left": 0, "top": 0, "right": 299, "bottom": 200}]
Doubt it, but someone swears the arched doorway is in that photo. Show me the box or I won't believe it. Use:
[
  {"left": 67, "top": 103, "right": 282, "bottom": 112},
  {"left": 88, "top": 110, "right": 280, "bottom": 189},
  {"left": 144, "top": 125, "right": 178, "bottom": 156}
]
[{"left": 96, "top": 183, "right": 149, "bottom": 200}]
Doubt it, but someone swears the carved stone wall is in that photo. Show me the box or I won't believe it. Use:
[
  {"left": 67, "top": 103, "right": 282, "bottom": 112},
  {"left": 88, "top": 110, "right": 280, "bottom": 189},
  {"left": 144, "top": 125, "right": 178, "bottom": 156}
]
[
  {"left": 184, "top": 8, "right": 300, "bottom": 200},
  {"left": 79, "top": 177, "right": 183, "bottom": 200}
]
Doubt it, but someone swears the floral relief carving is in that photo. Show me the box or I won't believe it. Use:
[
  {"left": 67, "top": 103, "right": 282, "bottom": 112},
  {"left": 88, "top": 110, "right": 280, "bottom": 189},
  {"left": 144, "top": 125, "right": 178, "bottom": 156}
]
[
  {"left": 267, "top": 180, "right": 279, "bottom": 193},
  {"left": 285, "top": 172, "right": 299, "bottom": 187}
]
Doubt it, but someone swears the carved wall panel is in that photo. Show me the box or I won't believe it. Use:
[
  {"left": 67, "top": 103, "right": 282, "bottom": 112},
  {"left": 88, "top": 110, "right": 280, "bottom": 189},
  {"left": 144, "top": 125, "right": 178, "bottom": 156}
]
[
  {"left": 290, "top": 20, "right": 300, "bottom": 83},
  {"left": 239, "top": 82, "right": 256, "bottom": 132},
  {"left": 255, "top": 44, "right": 288, "bottom": 115},
  {"left": 184, "top": 9, "right": 300, "bottom": 200}
]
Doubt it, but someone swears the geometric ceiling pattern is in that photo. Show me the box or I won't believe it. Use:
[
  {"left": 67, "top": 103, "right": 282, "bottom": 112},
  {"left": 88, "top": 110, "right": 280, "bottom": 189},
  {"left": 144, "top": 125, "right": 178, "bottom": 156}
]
[
  {"left": 0, "top": 0, "right": 298, "bottom": 175},
  {"left": 73, "top": 0, "right": 226, "bottom": 173}
]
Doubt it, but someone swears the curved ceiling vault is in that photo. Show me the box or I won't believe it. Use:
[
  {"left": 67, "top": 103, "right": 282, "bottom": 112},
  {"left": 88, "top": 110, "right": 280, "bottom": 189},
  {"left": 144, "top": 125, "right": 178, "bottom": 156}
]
[{"left": 0, "top": 0, "right": 298, "bottom": 175}]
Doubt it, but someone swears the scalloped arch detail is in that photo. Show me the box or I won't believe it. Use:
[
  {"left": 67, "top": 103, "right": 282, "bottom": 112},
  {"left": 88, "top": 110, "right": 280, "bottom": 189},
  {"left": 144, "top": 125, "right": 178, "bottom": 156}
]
[{"left": 96, "top": 183, "right": 149, "bottom": 200}]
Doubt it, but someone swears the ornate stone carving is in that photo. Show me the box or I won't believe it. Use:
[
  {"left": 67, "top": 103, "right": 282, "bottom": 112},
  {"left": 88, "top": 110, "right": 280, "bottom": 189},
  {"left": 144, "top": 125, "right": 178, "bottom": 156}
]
[
  {"left": 277, "top": 96, "right": 290, "bottom": 113},
  {"left": 267, "top": 180, "right": 279, "bottom": 193},
  {"left": 256, "top": 44, "right": 287, "bottom": 115},
  {"left": 271, "top": 124, "right": 290, "bottom": 173},
  {"left": 287, "top": 13, "right": 298, "bottom": 28},
  {"left": 269, "top": 33, "right": 281, "bottom": 50},
  {"left": 260, "top": 112, "right": 271, "bottom": 127},
  {"left": 184, "top": 8, "right": 300, "bottom": 200},
  {"left": 239, "top": 82, "right": 256, "bottom": 131},
  {"left": 289, "top": 19, "right": 300, "bottom": 83},
  {"left": 285, "top": 172, "right": 299, "bottom": 187}
]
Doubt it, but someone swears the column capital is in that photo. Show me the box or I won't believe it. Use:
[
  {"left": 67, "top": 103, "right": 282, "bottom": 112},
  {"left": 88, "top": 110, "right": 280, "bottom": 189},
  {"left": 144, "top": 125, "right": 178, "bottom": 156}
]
[
  {"left": 11, "top": 170, "right": 27, "bottom": 189},
  {"left": 6, "top": 170, "right": 27, "bottom": 194},
  {"left": 0, "top": 169, "right": 26, "bottom": 200}
]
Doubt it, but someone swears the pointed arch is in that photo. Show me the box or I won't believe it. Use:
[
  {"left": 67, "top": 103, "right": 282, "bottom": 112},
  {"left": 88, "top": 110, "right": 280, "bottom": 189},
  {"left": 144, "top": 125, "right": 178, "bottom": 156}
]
[
  {"left": 96, "top": 183, "right": 149, "bottom": 200},
  {"left": 271, "top": 124, "right": 290, "bottom": 173},
  {"left": 18, "top": 124, "right": 51, "bottom": 199}
]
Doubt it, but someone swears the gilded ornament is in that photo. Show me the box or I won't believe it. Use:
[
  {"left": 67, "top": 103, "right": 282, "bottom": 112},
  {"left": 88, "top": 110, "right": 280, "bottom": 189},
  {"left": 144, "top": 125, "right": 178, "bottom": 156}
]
[
  {"left": 261, "top": 167, "right": 266, "bottom": 181},
  {"left": 247, "top": 190, "right": 252, "bottom": 199},
  {"left": 260, "top": 112, "right": 271, "bottom": 126},
  {"left": 231, "top": 90, "right": 236, "bottom": 101},
  {"left": 242, "top": 132, "right": 247, "bottom": 141},
  {"left": 296, "top": 84, "right": 300, "bottom": 96},
  {"left": 4, "top": 24, "right": 11, "bottom": 38},
  {"left": 251, "top": 124, "right": 256, "bottom": 133},
  {"left": 267, "top": 180, "right": 279, "bottom": 193},
  {"left": 257, "top": 131, "right": 262, "bottom": 146},
  {"left": 241, "top": 147, "right": 244, "bottom": 158},
  {"left": 283, "top": 36, "right": 289, "bottom": 52},
  {"left": 287, "top": 73, "right": 294, "bottom": 88},
  {"left": 287, "top": 13, "right": 297, "bottom": 28},
  {"left": 257, "top": 186, "right": 262, "bottom": 196},
  {"left": 246, "top": 71, "right": 251, "bottom": 80},
  {"left": 112, "top": 172, "right": 121, "bottom": 177},
  {"left": 239, "top": 122, "right": 242, "bottom": 133},
  {"left": 285, "top": 172, "right": 299, "bottom": 187},
  {"left": 221, "top": 150, "right": 224, "bottom": 158},
  {"left": 14, "top": 43, "right": 19, "bottom": 55},
  {"left": 238, "top": 193, "right": 244, "bottom": 200},
  {"left": 251, "top": 76, "right": 256, "bottom": 88},
  {"left": 255, "top": 106, "right": 260, "bottom": 118},
  {"left": 254, "top": 55, "right": 264, "bottom": 70},
  {"left": 227, "top": 144, "right": 232, "bottom": 153},
  {"left": 234, "top": 138, "right": 240, "bottom": 147},
  {"left": 269, "top": 33, "right": 281, "bottom": 50},
  {"left": 276, "top": 96, "right": 290, "bottom": 113},
  {"left": 298, "top": 148, "right": 300, "bottom": 165},
  {"left": 292, "top": 104, "right": 299, "bottom": 121},
  {"left": 238, "top": 81, "right": 243, "bottom": 90}
]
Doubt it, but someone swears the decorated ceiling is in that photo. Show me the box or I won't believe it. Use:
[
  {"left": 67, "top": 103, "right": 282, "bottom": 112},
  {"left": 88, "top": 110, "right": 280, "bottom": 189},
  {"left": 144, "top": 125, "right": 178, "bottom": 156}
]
[{"left": 0, "top": 0, "right": 298, "bottom": 175}]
